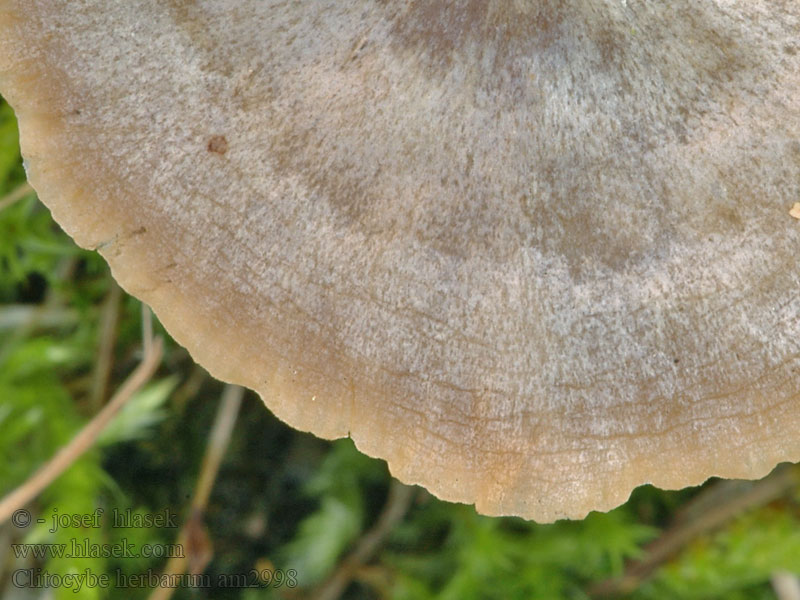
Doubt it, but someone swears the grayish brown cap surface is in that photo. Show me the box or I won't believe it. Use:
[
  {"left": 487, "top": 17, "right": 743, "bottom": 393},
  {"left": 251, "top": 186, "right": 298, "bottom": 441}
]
[{"left": 1, "top": 0, "right": 799, "bottom": 521}]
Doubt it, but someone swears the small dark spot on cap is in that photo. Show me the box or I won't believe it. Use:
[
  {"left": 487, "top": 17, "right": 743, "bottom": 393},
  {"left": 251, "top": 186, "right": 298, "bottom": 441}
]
[{"left": 207, "top": 135, "right": 228, "bottom": 155}]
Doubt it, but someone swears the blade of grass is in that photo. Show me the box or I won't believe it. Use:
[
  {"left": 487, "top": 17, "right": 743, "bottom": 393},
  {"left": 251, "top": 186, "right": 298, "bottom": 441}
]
[{"left": 0, "top": 336, "right": 163, "bottom": 523}]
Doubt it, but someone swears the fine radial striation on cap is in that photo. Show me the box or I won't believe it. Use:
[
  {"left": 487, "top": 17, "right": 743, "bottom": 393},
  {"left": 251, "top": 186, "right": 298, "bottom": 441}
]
[{"left": 0, "top": 1, "right": 798, "bottom": 521}]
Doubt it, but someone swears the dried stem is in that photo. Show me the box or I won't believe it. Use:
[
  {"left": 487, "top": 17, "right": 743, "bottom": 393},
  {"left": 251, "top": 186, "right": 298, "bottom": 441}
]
[
  {"left": 171, "top": 365, "right": 208, "bottom": 413},
  {"left": 0, "top": 304, "right": 78, "bottom": 330},
  {"left": 588, "top": 464, "right": 800, "bottom": 597},
  {"left": 0, "top": 336, "right": 163, "bottom": 524},
  {"left": 148, "top": 384, "right": 245, "bottom": 600},
  {"left": 310, "top": 480, "right": 416, "bottom": 600},
  {"left": 142, "top": 303, "right": 154, "bottom": 359},
  {"left": 89, "top": 279, "right": 123, "bottom": 410},
  {"left": 0, "top": 181, "right": 33, "bottom": 212}
]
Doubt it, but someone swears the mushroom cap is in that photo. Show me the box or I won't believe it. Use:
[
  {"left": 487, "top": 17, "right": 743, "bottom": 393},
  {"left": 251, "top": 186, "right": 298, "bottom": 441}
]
[{"left": 1, "top": 1, "right": 799, "bottom": 521}]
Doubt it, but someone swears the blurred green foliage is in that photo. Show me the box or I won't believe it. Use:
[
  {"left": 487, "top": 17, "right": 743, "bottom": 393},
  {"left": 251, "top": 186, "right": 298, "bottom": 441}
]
[{"left": 1, "top": 95, "right": 799, "bottom": 600}]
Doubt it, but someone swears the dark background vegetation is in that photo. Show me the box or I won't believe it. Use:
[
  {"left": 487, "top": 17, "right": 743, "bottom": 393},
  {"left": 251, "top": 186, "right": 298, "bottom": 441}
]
[{"left": 1, "top": 96, "right": 799, "bottom": 600}]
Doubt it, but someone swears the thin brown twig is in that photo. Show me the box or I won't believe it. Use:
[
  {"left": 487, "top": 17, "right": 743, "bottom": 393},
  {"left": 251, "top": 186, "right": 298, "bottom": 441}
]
[
  {"left": 0, "top": 181, "right": 34, "bottom": 212},
  {"left": 148, "top": 384, "right": 245, "bottom": 600},
  {"left": 0, "top": 304, "right": 79, "bottom": 330},
  {"left": 142, "top": 303, "right": 154, "bottom": 359},
  {"left": 171, "top": 365, "right": 208, "bottom": 413},
  {"left": 89, "top": 279, "right": 123, "bottom": 410},
  {"left": 588, "top": 464, "right": 800, "bottom": 597},
  {"left": 310, "top": 480, "right": 417, "bottom": 600},
  {"left": 0, "top": 337, "right": 163, "bottom": 524}
]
